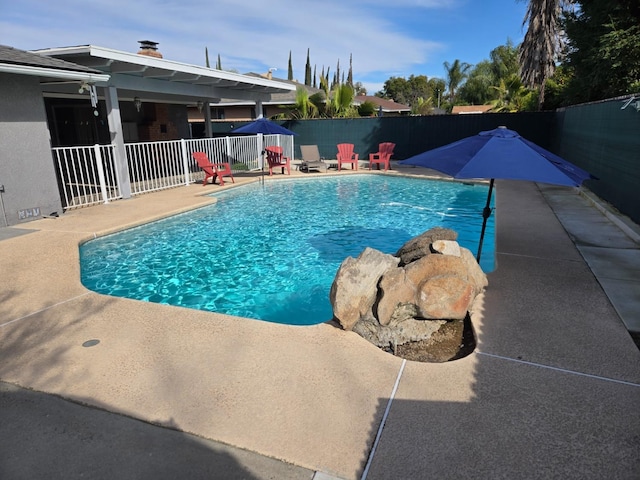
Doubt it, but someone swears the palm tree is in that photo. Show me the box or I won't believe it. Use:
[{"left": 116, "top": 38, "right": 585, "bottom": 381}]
[
  {"left": 443, "top": 59, "right": 471, "bottom": 104},
  {"left": 519, "top": 0, "right": 573, "bottom": 110}
]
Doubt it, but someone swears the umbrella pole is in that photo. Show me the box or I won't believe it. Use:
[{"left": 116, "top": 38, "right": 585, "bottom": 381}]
[{"left": 476, "top": 178, "right": 495, "bottom": 263}]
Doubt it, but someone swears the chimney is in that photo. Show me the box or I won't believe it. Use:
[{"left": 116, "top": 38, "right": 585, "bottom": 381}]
[{"left": 137, "top": 40, "right": 163, "bottom": 58}]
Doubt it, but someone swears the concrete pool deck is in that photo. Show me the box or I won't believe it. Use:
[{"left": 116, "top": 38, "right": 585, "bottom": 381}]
[{"left": 1, "top": 168, "right": 639, "bottom": 479}]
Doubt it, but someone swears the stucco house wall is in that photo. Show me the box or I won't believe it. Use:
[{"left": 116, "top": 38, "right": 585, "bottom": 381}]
[{"left": 0, "top": 72, "right": 63, "bottom": 226}]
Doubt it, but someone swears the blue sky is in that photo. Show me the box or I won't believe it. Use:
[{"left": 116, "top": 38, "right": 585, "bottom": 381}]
[{"left": 1, "top": 0, "right": 528, "bottom": 94}]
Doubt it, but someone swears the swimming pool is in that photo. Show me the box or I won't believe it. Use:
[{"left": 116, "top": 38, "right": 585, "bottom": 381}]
[{"left": 80, "top": 175, "right": 494, "bottom": 325}]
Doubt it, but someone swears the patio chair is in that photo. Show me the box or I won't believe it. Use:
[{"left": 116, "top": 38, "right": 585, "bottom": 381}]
[
  {"left": 192, "top": 152, "right": 235, "bottom": 186},
  {"left": 300, "top": 145, "right": 328, "bottom": 173},
  {"left": 369, "top": 142, "right": 396, "bottom": 171},
  {"left": 337, "top": 143, "right": 359, "bottom": 171},
  {"left": 265, "top": 146, "right": 291, "bottom": 175}
]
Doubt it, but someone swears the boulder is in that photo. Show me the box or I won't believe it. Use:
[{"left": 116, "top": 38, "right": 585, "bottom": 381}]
[
  {"left": 329, "top": 247, "right": 399, "bottom": 331},
  {"left": 330, "top": 228, "right": 488, "bottom": 351},
  {"left": 376, "top": 267, "right": 418, "bottom": 326},
  {"left": 460, "top": 247, "right": 489, "bottom": 295},
  {"left": 395, "top": 227, "right": 458, "bottom": 266},
  {"left": 417, "top": 276, "right": 475, "bottom": 320},
  {"left": 432, "top": 239, "right": 461, "bottom": 257},
  {"left": 353, "top": 314, "right": 446, "bottom": 348}
]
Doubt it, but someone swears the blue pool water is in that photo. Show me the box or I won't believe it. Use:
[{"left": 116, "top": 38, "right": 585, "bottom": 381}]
[{"left": 80, "top": 175, "right": 494, "bottom": 325}]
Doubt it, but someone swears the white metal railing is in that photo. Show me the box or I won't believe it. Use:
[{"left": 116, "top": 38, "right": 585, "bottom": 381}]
[
  {"left": 52, "top": 134, "right": 295, "bottom": 210},
  {"left": 52, "top": 144, "right": 121, "bottom": 209}
]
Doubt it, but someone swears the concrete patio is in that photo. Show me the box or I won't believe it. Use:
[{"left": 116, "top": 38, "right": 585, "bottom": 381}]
[{"left": 1, "top": 168, "right": 639, "bottom": 479}]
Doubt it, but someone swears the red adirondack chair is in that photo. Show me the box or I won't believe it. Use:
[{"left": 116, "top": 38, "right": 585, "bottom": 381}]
[
  {"left": 369, "top": 142, "right": 396, "bottom": 171},
  {"left": 192, "top": 152, "right": 235, "bottom": 186},
  {"left": 265, "top": 146, "right": 291, "bottom": 175},
  {"left": 337, "top": 143, "right": 359, "bottom": 171}
]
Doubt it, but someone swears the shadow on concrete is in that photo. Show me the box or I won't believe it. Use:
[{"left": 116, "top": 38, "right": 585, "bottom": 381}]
[
  {"left": 0, "top": 288, "right": 312, "bottom": 480},
  {"left": 0, "top": 382, "right": 308, "bottom": 480},
  {"left": 358, "top": 181, "right": 640, "bottom": 479}
]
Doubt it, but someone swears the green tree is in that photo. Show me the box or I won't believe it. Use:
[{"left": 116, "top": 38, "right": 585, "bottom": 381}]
[
  {"left": 489, "top": 74, "right": 538, "bottom": 112},
  {"left": 562, "top": 0, "right": 640, "bottom": 103},
  {"left": 459, "top": 41, "right": 520, "bottom": 106},
  {"left": 428, "top": 78, "right": 446, "bottom": 109},
  {"left": 412, "top": 97, "right": 434, "bottom": 115},
  {"left": 305, "top": 49, "right": 312, "bottom": 86},
  {"left": 491, "top": 39, "right": 519, "bottom": 81},
  {"left": 443, "top": 59, "right": 472, "bottom": 104},
  {"left": 205, "top": 47, "right": 210, "bottom": 68},
  {"left": 518, "top": 0, "right": 571, "bottom": 109},
  {"left": 347, "top": 54, "right": 353, "bottom": 86},
  {"left": 327, "top": 83, "right": 356, "bottom": 117},
  {"left": 376, "top": 75, "right": 432, "bottom": 108},
  {"left": 357, "top": 100, "right": 377, "bottom": 117},
  {"left": 288, "top": 51, "right": 293, "bottom": 81},
  {"left": 216, "top": 54, "right": 222, "bottom": 70},
  {"left": 354, "top": 81, "right": 367, "bottom": 96},
  {"left": 458, "top": 60, "right": 495, "bottom": 105}
]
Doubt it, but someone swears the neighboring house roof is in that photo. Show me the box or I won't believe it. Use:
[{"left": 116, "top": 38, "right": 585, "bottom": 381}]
[
  {"left": 0, "top": 44, "right": 109, "bottom": 83},
  {"left": 451, "top": 105, "right": 493, "bottom": 114},
  {"left": 224, "top": 73, "right": 323, "bottom": 105},
  {"left": 353, "top": 95, "right": 411, "bottom": 113}
]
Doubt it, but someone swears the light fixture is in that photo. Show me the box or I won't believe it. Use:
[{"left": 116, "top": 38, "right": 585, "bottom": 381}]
[
  {"left": 197, "top": 100, "right": 204, "bottom": 113},
  {"left": 134, "top": 96, "right": 142, "bottom": 112}
]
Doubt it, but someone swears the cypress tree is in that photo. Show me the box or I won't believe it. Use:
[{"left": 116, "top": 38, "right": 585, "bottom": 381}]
[
  {"left": 205, "top": 47, "right": 210, "bottom": 68},
  {"left": 288, "top": 51, "right": 293, "bottom": 80},
  {"left": 216, "top": 54, "right": 222, "bottom": 70},
  {"left": 305, "top": 48, "right": 312, "bottom": 86}
]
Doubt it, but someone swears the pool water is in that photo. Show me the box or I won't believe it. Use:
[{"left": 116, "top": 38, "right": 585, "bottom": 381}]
[{"left": 80, "top": 175, "right": 494, "bottom": 325}]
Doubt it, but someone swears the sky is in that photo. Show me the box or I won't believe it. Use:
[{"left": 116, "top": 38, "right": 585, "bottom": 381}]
[{"left": 1, "top": 0, "right": 528, "bottom": 95}]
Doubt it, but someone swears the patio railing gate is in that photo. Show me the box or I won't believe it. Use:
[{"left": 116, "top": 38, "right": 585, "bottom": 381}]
[{"left": 52, "top": 134, "right": 294, "bottom": 210}]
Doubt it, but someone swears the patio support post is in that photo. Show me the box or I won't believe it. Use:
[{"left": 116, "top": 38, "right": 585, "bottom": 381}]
[
  {"left": 204, "top": 102, "right": 213, "bottom": 138},
  {"left": 180, "top": 139, "right": 190, "bottom": 186},
  {"left": 255, "top": 100, "right": 264, "bottom": 119},
  {"left": 104, "top": 86, "right": 132, "bottom": 199}
]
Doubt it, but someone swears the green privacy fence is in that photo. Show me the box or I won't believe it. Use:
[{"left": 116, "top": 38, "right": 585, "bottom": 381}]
[
  {"left": 553, "top": 97, "right": 640, "bottom": 224},
  {"left": 211, "top": 103, "right": 638, "bottom": 224},
  {"left": 214, "top": 112, "right": 556, "bottom": 162}
]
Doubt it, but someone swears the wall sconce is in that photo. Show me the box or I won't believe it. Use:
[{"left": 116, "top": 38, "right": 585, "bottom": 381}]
[
  {"left": 197, "top": 100, "right": 204, "bottom": 113},
  {"left": 134, "top": 97, "right": 142, "bottom": 112}
]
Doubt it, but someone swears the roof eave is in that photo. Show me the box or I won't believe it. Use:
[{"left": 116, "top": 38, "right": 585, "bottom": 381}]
[
  {"left": 33, "top": 45, "right": 295, "bottom": 93},
  {"left": 0, "top": 62, "right": 110, "bottom": 82}
]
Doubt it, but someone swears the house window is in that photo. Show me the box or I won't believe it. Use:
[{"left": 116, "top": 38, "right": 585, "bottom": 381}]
[{"left": 211, "top": 107, "right": 225, "bottom": 120}]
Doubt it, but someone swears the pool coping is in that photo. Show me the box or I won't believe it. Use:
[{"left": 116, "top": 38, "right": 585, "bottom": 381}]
[{"left": 1, "top": 167, "right": 639, "bottom": 480}]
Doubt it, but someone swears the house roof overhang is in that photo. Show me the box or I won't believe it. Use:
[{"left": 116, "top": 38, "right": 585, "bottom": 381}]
[
  {"left": 32, "top": 45, "right": 295, "bottom": 104},
  {"left": 0, "top": 44, "right": 110, "bottom": 84}
]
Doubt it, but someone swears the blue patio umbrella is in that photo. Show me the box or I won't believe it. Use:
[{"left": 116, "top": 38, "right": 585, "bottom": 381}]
[
  {"left": 233, "top": 117, "right": 297, "bottom": 136},
  {"left": 399, "top": 126, "right": 594, "bottom": 261},
  {"left": 233, "top": 118, "right": 297, "bottom": 182}
]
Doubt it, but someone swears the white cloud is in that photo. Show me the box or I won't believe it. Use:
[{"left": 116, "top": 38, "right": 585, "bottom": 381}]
[{"left": 3, "top": 0, "right": 524, "bottom": 88}]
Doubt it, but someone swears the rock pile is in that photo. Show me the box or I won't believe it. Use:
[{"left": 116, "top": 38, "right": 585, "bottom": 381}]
[{"left": 329, "top": 227, "right": 488, "bottom": 351}]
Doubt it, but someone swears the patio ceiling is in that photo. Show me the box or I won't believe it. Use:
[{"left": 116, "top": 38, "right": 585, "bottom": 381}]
[{"left": 32, "top": 45, "right": 295, "bottom": 104}]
